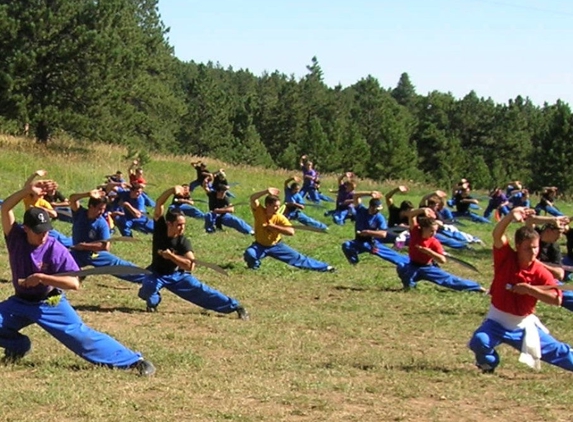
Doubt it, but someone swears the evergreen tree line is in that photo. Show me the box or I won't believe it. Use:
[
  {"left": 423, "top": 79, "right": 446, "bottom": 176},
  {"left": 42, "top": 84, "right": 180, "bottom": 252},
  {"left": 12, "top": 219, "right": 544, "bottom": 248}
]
[{"left": 0, "top": 1, "right": 571, "bottom": 193}]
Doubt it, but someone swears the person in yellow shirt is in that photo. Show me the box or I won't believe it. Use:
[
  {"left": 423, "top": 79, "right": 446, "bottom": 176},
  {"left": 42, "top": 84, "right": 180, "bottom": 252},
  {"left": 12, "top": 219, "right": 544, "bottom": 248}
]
[
  {"left": 21, "top": 170, "right": 72, "bottom": 247},
  {"left": 243, "top": 187, "right": 334, "bottom": 272}
]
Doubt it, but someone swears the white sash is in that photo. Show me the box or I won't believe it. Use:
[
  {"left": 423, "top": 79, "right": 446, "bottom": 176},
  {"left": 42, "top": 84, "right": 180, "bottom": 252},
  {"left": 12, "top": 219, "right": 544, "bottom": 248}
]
[{"left": 486, "top": 305, "right": 549, "bottom": 370}]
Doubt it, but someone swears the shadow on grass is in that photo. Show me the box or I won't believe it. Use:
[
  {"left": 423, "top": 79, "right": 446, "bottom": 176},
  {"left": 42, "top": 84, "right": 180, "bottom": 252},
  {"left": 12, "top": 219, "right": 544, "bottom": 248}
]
[
  {"left": 333, "top": 285, "right": 372, "bottom": 292},
  {"left": 394, "top": 362, "right": 467, "bottom": 375},
  {"left": 73, "top": 304, "right": 143, "bottom": 314},
  {"left": 0, "top": 278, "right": 10, "bottom": 284},
  {"left": 91, "top": 283, "right": 134, "bottom": 290}
]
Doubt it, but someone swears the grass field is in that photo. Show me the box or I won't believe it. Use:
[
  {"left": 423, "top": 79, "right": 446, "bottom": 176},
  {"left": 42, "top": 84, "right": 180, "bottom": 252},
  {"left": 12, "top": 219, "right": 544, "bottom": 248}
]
[{"left": 1, "top": 135, "right": 573, "bottom": 422}]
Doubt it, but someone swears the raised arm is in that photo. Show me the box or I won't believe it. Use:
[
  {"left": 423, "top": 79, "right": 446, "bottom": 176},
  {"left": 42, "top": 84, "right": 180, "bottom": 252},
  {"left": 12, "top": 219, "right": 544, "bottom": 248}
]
[
  {"left": 154, "top": 185, "right": 187, "bottom": 220},
  {"left": 250, "top": 187, "right": 279, "bottom": 209},
  {"left": 24, "top": 169, "right": 47, "bottom": 186},
  {"left": 525, "top": 215, "right": 570, "bottom": 229},
  {"left": 493, "top": 207, "right": 536, "bottom": 249},
  {"left": 405, "top": 207, "right": 436, "bottom": 228},
  {"left": 419, "top": 190, "right": 447, "bottom": 207},
  {"left": 69, "top": 189, "right": 106, "bottom": 212},
  {"left": 385, "top": 185, "right": 408, "bottom": 208},
  {"left": 2, "top": 179, "right": 55, "bottom": 236},
  {"left": 353, "top": 190, "right": 381, "bottom": 207},
  {"left": 284, "top": 176, "right": 299, "bottom": 190}
]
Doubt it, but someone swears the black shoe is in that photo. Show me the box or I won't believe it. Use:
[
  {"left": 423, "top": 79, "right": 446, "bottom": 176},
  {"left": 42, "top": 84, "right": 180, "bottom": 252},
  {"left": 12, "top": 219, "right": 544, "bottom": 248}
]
[
  {"left": 236, "top": 306, "right": 250, "bottom": 321},
  {"left": 326, "top": 266, "right": 336, "bottom": 273},
  {"left": 146, "top": 305, "right": 158, "bottom": 313},
  {"left": 133, "top": 359, "right": 156, "bottom": 376}
]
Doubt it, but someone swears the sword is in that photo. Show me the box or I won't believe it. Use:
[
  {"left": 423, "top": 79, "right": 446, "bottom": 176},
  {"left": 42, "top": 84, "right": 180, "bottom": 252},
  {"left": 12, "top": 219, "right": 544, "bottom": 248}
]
[
  {"left": 292, "top": 224, "right": 328, "bottom": 233},
  {"left": 443, "top": 252, "right": 480, "bottom": 273},
  {"left": 18, "top": 265, "right": 152, "bottom": 284},
  {"left": 194, "top": 260, "right": 229, "bottom": 276}
]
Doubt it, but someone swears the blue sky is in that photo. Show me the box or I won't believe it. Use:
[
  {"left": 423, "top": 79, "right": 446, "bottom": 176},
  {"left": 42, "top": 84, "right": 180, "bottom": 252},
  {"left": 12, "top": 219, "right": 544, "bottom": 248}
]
[{"left": 157, "top": 0, "right": 572, "bottom": 106}]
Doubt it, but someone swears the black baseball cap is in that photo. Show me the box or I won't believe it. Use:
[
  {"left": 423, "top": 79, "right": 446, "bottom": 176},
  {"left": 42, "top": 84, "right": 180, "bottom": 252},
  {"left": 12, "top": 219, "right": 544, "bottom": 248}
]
[
  {"left": 369, "top": 198, "right": 383, "bottom": 210},
  {"left": 23, "top": 207, "right": 53, "bottom": 234}
]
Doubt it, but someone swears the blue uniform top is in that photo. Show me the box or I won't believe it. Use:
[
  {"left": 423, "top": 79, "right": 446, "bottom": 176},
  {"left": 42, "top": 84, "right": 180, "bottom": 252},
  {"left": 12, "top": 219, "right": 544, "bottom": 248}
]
[
  {"left": 118, "top": 191, "right": 146, "bottom": 218},
  {"left": 284, "top": 189, "right": 305, "bottom": 219},
  {"left": 72, "top": 207, "right": 111, "bottom": 245},
  {"left": 354, "top": 204, "right": 387, "bottom": 232}
]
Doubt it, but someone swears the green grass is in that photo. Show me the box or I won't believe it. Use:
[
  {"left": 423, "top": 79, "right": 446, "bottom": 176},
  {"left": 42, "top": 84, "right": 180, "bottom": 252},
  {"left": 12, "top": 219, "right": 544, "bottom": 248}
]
[{"left": 1, "top": 134, "right": 573, "bottom": 421}]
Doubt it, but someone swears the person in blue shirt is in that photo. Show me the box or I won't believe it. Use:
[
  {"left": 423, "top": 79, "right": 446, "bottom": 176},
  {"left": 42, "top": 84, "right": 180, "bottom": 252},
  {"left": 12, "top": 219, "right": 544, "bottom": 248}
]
[
  {"left": 114, "top": 184, "right": 154, "bottom": 237},
  {"left": 283, "top": 176, "right": 328, "bottom": 231},
  {"left": 341, "top": 191, "right": 409, "bottom": 267},
  {"left": 68, "top": 189, "right": 146, "bottom": 284}
]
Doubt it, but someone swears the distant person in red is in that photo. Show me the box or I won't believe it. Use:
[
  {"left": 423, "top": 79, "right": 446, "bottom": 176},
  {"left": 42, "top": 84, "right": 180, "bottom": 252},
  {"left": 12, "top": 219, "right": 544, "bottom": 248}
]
[
  {"left": 396, "top": 208, "right": 485, "bottom": 292},
  {"left": 128, "top": 160, "right": 155, "bottom": 208},
  {"left": 469, "top": 207, "right": 573, "bottom": 373}
]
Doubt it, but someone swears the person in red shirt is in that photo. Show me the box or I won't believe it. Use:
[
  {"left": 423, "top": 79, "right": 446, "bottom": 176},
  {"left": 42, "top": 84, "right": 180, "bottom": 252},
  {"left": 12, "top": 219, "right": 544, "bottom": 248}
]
[
  {"left": 396, "top": 208, "right": 484, "bottom": 292},
  {"left": 469, "top": 207, "right": 573, "bottom": 373}
]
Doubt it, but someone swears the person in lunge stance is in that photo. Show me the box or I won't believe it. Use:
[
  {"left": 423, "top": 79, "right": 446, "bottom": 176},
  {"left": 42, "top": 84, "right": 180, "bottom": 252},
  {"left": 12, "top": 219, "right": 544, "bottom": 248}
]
[
  {"left": 138, "top": 185, "right": 249, "bottom": 319},
  {"left": 283, "top": 176, "right": 328, "bottom": 231},
  {"left": 202, "top": 183, "right": 253, "bottom": 235},
  {"left": 468, "top": 207, "right": 573, "bottom": 373},
  {"left": 396, "top": 207, "right": 485, "bottom": 292},
  {"left": 0, "top": 178, "right": 155, "bottom": 375},
  {"left": 341, "top": 191, "right": 409, "bottom": 267},
  {"left": 244, "top": 187, "right": 334, "bottom": 272}
]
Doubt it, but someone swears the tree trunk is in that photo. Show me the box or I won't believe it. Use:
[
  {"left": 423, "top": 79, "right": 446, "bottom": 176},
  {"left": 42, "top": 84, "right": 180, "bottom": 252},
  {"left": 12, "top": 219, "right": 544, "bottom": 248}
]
[{"left": 35, "top": 121, "right": 50, "bottom": 144}]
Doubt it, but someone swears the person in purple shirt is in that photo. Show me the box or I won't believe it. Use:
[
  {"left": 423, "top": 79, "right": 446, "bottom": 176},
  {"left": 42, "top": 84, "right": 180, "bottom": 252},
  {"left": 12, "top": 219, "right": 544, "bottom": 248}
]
[
  {"left": 483, "top": 187, "right": 510, "bottom": 221},
  {"left": 0, "top": 179, "right": 154, "bottom": 375},
  {"left": 327, "top": 172, "right": 356, "bottom": 226},
  {"left": 299, "top": 155, "right": 320, "bottom": 203}
]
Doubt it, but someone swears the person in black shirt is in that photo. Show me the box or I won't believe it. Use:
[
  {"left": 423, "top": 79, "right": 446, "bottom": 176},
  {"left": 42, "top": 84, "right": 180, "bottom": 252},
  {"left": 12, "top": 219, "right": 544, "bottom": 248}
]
[
  {"left": 534, "top": 186, "right": 564, "bottom": 217},
  {"left": 44, "top": 183, "right": 72, "bottom": 223},
  {"left": 526, "top": 217, "right": 569, "bottom": 281},
  {"left": 137, "top": 185, "right": 248, "bottom": 319},
  {"left": 202, "top": 183, "right": 253, "bottom": 235},
  {"left": 525, "top": 216, "right": 573, "bottom": 313},
  {"left": 189, "top": 161, "right": 212, "bottom": 192},
  {"left": 169, "top": 185, "right": 205, "bottom": 220},
  {"left": 452, "top": 187, "right": 490, "bottom": 223}
]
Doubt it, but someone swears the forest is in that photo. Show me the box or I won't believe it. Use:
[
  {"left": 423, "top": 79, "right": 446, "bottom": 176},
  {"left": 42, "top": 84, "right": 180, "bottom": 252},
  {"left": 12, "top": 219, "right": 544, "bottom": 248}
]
[{"left": 1, "top": 0, "right": 571, "bottom": 192}]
